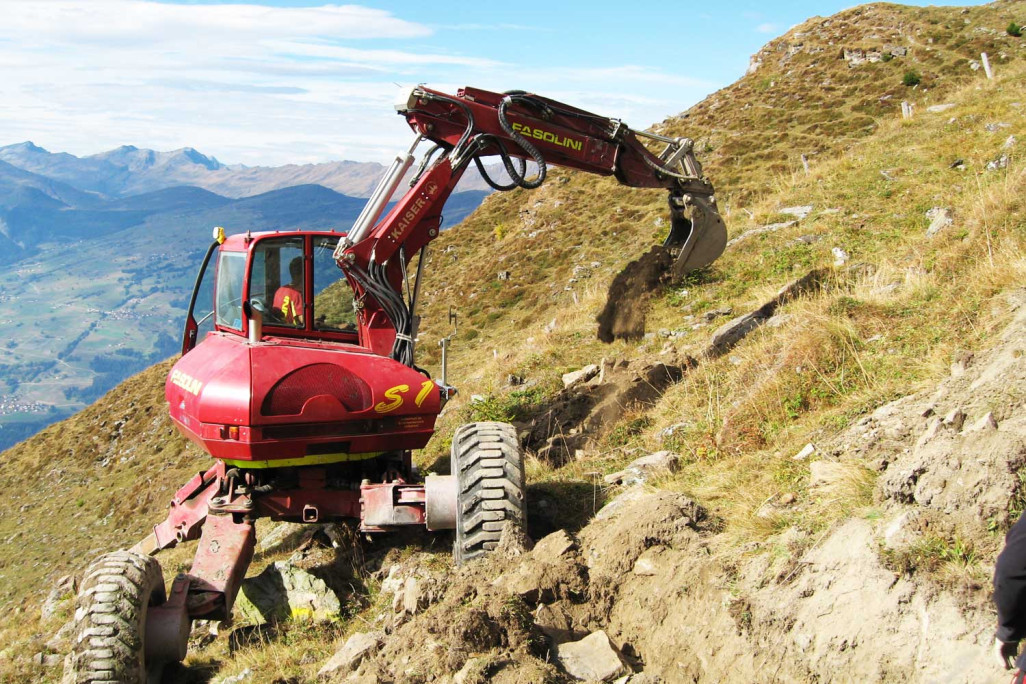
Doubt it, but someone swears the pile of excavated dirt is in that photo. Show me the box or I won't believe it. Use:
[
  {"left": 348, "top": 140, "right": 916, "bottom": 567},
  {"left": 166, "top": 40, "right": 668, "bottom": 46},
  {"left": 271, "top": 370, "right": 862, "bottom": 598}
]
[{"left": 317, "top": 290, "right": 1026, "bottom": 684}]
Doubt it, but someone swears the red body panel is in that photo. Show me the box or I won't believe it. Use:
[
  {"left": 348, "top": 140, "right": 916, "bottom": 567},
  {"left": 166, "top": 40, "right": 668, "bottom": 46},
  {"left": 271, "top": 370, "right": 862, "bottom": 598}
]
[{"left": 166, "top": 229, "right": 441, "bottom": 463}]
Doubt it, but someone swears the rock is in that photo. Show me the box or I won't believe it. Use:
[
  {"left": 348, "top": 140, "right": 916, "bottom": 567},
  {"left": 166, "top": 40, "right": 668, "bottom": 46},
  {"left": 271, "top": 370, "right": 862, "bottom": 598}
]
[
  {"left": 882, "top": 511, "right": 920, "bottom": 551},
  {"left": 556, "top": 630, "right": 629, "bottom": 681},
  {"left": 1006, "top": 135, "right": 1017, "bottom": 150},
  {"left": 726, "top": 220, "right": 796, "bottom": 247},
  {"left": 832, "top": 247, "right": 849, "bottom": 266},
  {"left": 533, "top": 530, "right": 577, "bottom": 561},
  {"left": 951, "top": 350, "right": 974, "bottom": 377},
  {"left": 987, "top": 155, "right": 1010, "bottom": 171},
  {"left": 234, "top": 561, "right": 341, "bottom": 624},
  {"left": 966, "top": 412, "right": 999, "bottom": 432},
  {"left": 41, "top": 575, "right": 77, "bottom": 621},
  {"left": 779, "top": 205, "right": 814, "bottom": 220},
  {"left": 659, "top": 422, "right": 689, "bottom": 439},
  {"left": 703, "top": 307, "right": 733, "bottom": 321},
  {"left": 497, "top": 270, "right": 511, "bottom": 280},
  {"left": 401, "top": 576, "right": 423, "bottom": 615},
  {"left": 927, "top": 103, "right": 956, "bottom": 113},
  {"left": 216, "top": 669, "right": 253, "bottom": 684},
  {"left": 844, "top": 48, "right": 867, "bottom": 66},
  {"left": 31, "top": 652, "right": 63, "bottom": 668},
  {"left": 794, "top": 234, "right": 822, "bottom": 244},
  {"left": 605, "top": 451, "right": 680, "bottom": 485},
  {"left": 986, "top": 122, "right": 1011, "bottom": 133},
  {"left": 563, "top": 364, "right": 599, "bottom": 389},
  {"left": 632, "top": 546, "right": 668, "bottom": 576},
  {"left": 943, "top": 408, "right": 966, "bottom": 431},
  {"left": 916, "top": 416, "right": 943, "bottom": 448},
  {"left": 793, "top": 443, "right": 817, "bottom": 461},
  {"left": 380, "top": 564, "right": 403, "bottom": 596},
  {"left": 925, "top": 207, "right": 953, "bottom": 238},
  {"left": 318, "top": 631, "right": 384, "bottom": 678},
  {"left": 595, "top": 486, "right": 652, "bottom": 521},
  {"left": 709, "top": 311, "right": 767, "bottom": 354}
]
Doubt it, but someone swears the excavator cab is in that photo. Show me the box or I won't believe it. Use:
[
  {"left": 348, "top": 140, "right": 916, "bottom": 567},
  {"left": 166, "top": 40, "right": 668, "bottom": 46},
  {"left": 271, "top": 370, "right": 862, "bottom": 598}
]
[{"left": 186, "top": 229, "right": 359, "bottom": 352}]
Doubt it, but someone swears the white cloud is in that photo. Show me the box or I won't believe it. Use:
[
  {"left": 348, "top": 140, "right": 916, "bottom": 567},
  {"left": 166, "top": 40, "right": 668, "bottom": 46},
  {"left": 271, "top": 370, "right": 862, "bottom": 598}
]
[
  {"left": 0, "top": 1, "right": 724, "bottom": 166},
  {"left": 2, "top": 1, "right": 430, "bottom": 42},
  {"left": 756, "top": 22, "right": 780, "bottom": 34}
]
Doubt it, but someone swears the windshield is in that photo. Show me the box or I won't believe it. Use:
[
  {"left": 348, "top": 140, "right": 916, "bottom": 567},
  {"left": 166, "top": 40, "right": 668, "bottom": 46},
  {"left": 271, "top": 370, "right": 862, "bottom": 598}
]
[{"left": 215, "top": 251, "right": 246, "bottom": 331}]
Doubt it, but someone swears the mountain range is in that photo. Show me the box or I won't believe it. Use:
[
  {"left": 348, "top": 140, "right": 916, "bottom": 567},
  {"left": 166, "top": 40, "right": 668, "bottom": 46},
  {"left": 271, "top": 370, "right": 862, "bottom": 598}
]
[{"left": 0, "top": 141, "right": 493, "bottom": 199}]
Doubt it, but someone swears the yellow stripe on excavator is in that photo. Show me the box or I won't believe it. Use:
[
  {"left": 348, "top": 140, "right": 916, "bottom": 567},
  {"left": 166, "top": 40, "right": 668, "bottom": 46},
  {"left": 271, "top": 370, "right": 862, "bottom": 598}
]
[{"left": 222, "top": 451, "right": 382, "bottom": 469}]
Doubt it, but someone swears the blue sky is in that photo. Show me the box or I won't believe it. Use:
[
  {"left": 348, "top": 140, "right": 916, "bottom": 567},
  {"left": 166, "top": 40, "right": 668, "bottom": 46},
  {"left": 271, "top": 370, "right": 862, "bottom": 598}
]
[{"left": 0, "top": 1, "right": 987, "bottom": 166}]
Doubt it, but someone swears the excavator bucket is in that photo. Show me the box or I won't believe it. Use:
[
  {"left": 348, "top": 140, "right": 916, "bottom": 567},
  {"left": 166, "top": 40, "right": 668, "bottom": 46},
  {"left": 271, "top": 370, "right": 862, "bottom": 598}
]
[{"left": 665, "top": 194, "right": 727, "bottom": 279}]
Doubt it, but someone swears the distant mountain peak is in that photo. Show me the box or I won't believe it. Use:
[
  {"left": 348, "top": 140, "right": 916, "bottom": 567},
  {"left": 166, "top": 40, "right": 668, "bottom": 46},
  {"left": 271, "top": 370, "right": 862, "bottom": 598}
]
[
  {"left": 171, "top": 147, "right": 222, "bottom": 170},
  {"left": 1, "top": 141, "right": 50, "bottom": 155}
]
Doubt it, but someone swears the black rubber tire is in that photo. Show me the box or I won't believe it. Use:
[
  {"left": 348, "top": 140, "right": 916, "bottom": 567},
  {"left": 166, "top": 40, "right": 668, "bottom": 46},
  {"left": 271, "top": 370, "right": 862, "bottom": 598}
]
[
  {"left": 63, "top": 550, "right": 166, "bottom": 684},
  {"left": 452, "top": 421, "right": 526, "bottom": 564}
]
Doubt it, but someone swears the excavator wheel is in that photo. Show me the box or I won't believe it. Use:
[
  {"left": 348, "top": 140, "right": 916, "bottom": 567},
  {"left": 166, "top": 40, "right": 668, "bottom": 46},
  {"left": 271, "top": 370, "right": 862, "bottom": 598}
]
[
  {"left": 64, "top": 550, "right": 167, "bottom": 684},
  {"left": 452, "top": 422, "right": 526, "bottom": 564}
]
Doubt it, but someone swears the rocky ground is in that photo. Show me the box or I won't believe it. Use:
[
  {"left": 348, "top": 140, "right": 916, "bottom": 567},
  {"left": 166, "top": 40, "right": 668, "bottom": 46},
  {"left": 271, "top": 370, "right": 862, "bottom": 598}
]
[{"left": 308, "top": 292, "right": 1025, "bottom": 684}]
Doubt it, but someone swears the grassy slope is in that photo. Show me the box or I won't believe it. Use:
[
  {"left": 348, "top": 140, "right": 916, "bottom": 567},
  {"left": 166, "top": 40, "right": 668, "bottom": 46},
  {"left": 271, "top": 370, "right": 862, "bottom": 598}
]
[{"left": 3, "top": 1, "right": 1026, "bottom": 680}]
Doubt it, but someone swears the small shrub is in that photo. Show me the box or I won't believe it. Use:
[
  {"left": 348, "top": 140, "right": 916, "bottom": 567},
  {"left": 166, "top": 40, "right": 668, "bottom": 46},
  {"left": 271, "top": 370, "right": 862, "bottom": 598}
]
[
  {"left": 902, "top": 70, "right": 921, "bottom": 87},
  {"left": 1008, "top": 22, "right": 1023, "bottom": 37},
  {"left": 468, "top": 387, "right": 545, "bottom": 423}
]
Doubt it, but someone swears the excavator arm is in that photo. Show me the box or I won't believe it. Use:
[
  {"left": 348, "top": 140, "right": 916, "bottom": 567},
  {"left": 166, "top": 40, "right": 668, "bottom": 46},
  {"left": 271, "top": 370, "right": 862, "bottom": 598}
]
[{"left": 334, "top": 85, "right": 726, "bottom": 364}]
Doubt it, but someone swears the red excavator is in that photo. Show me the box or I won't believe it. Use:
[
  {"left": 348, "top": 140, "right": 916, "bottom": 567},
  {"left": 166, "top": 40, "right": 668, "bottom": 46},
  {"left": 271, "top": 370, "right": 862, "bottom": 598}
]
[{"left": 64, "top": 86, "right": 726, "bottom": 682}]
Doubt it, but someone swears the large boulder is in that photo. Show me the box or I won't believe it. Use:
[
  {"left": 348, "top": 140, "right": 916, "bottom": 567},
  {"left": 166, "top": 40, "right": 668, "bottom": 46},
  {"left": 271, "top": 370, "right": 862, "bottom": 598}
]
[
  {"left": 555, "top": 630, "right": 629, "bottom": 681},
  {"left": 234, "top": 561, "right": 341, "bottom": 624}
]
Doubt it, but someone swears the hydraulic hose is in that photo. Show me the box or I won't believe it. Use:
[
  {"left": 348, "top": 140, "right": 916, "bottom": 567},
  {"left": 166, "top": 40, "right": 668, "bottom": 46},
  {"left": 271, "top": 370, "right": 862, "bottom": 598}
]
[{"left": 497, "top": 95, "right": 547, "bottom": 189}]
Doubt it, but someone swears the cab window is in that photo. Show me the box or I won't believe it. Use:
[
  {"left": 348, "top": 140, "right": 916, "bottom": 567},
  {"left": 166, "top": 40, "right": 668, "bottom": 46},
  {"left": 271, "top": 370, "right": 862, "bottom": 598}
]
[
  {"left": 313, "top": 236, "right": 358, "bottom": 333},
  {"left": 214, "top": 251, "right": 246, "bottom": 330},
  {"left": 251, "top": 237, "right": 305, "bottom": 328}
]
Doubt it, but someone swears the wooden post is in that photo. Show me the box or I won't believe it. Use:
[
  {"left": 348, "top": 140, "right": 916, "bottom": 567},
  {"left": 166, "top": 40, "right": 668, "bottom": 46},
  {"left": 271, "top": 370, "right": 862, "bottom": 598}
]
[
  {"left": 801, "top": 154, "right": 810, "bottom": 175},
  {"left": 982, "top": 52, "right": 994, "bottom": 79},
  {"left": 901, "top": 101, "right": 914, "bottom": 120}
]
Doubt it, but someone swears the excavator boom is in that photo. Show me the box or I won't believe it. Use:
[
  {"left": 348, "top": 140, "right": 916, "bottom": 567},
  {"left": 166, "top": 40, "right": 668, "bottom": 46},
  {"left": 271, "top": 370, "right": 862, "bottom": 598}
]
[{"left": 334, "top": 85, "right": 727, "bottom": 365}]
